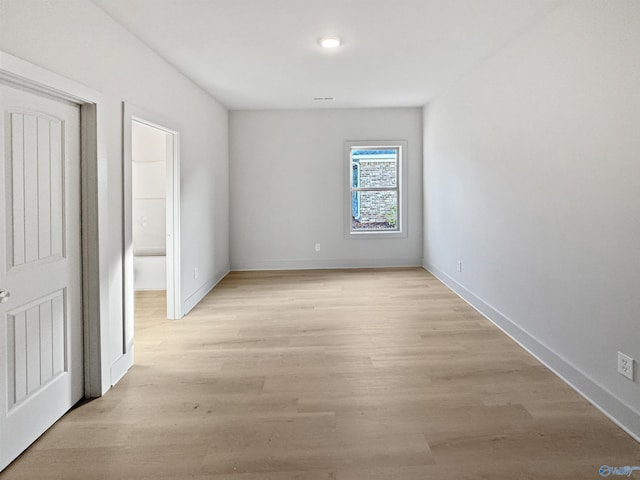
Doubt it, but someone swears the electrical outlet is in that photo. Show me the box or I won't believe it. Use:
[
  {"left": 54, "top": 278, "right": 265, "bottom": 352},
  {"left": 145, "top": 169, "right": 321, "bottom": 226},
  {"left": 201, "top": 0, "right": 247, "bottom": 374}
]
[
  {"left": 194, "top": 267, "right": 199, "bottom": 280},
  {"left": 457, "top": 260, "right": 462, "bottom": 273},
  {"left": 315, "top": 243, "right": 321, "bottom": 252},
  {"left": 618, "top": 352, "right": 634, "bottom": 381}
]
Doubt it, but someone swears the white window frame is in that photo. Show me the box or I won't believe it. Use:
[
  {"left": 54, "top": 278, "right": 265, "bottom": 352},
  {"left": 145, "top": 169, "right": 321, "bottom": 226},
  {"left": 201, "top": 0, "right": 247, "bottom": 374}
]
[{"left": 344, "top": 140, "right": 408, "bottom": 239}]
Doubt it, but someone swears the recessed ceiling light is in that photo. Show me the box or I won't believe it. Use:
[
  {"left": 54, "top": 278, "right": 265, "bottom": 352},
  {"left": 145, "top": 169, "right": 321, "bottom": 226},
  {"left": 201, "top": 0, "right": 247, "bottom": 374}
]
[{"left": 319, "top": 37, "right": 341, "bottom": 49}]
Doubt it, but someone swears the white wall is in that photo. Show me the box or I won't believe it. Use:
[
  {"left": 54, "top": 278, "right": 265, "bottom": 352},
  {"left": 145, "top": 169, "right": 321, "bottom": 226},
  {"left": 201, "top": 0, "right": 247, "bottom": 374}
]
[
  {"left": 423, "top": 1, "right": 640, "bottom": 438},
  {"left": 0, "top": 0, "right": 229, "bottom": 391},
  {"left": 230, "top": 108, "right": 422, "bottom": 270},
  {"left": 132, "top": 121, "right": 167, "bottom": 257},
  {"left": 132, "top": 122, "right": 167, "bottom": 292}
]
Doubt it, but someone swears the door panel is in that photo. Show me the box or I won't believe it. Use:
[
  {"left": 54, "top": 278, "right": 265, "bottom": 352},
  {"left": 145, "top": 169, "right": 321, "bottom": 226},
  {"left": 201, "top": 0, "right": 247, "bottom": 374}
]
[
  {"left": 7, "top": 290, "right": 66, "bottom": 409},
  {"left": 8, "top": 112, "right": 64, "bottom": 269},
  {"left": 0, "top": 83, "right": 82, "bottom": 471}
]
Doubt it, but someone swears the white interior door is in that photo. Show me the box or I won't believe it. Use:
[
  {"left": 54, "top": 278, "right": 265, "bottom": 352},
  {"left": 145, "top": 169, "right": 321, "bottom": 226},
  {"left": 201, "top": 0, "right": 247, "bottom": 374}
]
[{"left": 0, "top": 82, "right": 83, "bottom": 471}]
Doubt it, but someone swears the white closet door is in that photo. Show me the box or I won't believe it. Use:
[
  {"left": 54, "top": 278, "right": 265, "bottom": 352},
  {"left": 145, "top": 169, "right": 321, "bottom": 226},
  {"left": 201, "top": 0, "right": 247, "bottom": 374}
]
[{"left": 0, "top": 82, "right": 83, "bottom": 471}]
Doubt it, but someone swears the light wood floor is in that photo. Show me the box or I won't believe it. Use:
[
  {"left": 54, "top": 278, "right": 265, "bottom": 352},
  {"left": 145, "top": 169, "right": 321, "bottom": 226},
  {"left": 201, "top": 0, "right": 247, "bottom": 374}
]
[{"left": 3, "top": 268, "right": 639, "bottom": 479}]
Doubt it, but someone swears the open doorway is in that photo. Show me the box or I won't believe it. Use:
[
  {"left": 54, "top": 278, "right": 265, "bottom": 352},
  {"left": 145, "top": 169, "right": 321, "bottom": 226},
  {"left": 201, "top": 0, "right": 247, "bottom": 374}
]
[
  {"left": 131, "top": 122, "right": 170, "bottom": 292},
  {"left": 117, "top": 103, "right": 181, "bottom": 383}
]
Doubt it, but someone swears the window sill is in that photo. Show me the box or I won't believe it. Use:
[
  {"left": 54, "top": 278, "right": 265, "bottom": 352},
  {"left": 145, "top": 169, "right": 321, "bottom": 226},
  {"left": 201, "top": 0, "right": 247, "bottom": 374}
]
[{"left": 347, "top": 229, "right": 407, "bottom": 240}]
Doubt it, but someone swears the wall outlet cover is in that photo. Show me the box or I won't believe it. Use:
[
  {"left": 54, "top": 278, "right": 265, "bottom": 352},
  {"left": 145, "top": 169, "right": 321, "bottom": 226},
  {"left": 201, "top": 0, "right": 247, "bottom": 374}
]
[{"left": 618, "top": 351, "right": 634, "bottom": 381}]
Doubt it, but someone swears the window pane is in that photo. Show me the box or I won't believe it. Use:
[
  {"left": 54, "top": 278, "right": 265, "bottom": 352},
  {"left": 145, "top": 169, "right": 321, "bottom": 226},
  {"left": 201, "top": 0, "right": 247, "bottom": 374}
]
[
  {"left": 351, "top": 149, "right": 397, "bottom": 188},
  {"left": 351, "top": 190, "right": 398, "bottom": 231},
  {"left": 352, "top": 163, "right": 359, "bottom": 188},
  {"left": 351, "top": 191, "right": 360, "bottom": 219}
]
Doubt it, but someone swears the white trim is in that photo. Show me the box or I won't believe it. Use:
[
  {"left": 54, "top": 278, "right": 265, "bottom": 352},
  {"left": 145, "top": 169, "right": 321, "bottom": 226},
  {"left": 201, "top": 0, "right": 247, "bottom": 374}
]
[
  {"left": 109, "top": 345, "right": 134, "bottom": 386},
  {"left": 167, "top": 129, "right": 181, "bottom": 319},
  {"left": 182, "top": 265, "right": 230, "bottom": 315},
  {"left": 231, "top": 258, "right": 422, "bottom": 271},
  {"left": 0, "top": 50, "right": 109, "bottom": 397},
  {"left": 423, "top": 261, "right": 640, "bottom": 443},
  {"left": 0, "top": 53, "right": 100, "bottom": 106}
]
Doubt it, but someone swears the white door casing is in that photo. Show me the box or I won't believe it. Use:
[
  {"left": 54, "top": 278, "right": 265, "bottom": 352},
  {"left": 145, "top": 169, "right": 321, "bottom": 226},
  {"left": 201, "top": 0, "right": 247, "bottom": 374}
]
[
  {"left": 0, "top": 82, "right": 83, "bottom": 470},
  {"left": 113, "top": 103, "right": 181, "bottom": 386}
]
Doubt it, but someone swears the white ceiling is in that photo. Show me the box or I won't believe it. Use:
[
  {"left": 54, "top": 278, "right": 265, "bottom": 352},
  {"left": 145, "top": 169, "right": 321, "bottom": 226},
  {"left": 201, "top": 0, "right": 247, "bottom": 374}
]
[{"left": 91, "top": 0, "right": 561, "bottom": 110}]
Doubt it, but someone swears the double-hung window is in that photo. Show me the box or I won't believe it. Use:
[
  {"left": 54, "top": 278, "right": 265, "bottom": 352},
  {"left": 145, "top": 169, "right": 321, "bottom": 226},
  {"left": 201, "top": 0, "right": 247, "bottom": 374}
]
[{"left": 346, "top": 140, "right": 407, "bottom": 237}]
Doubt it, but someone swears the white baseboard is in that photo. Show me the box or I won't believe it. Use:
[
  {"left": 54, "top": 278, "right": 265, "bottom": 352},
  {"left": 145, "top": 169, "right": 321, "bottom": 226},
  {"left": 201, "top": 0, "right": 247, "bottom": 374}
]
[
  {"left": 182, "top": 264, "right": 230, "bottom": 315},
  {"left": 423, "top": 261, "right": 640, "bottom": 443},
  {"left": 231, "top": 257, "right": 423, "bottom": 271},
  {"left": 133, "top": 256, "right": 166, "bottom": 291}
]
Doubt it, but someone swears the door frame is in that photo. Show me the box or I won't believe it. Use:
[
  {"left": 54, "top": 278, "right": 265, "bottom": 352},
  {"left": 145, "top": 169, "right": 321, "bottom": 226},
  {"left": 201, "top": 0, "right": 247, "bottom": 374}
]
[
  {"left": 115, "top": 103, "right": 181, "bottom": 382},
  {"left": 0, "top": 51, "right": 108, "bottom": 397},
  {"left": 122, "top": 103, "right": 182, "bottom": 324}
]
